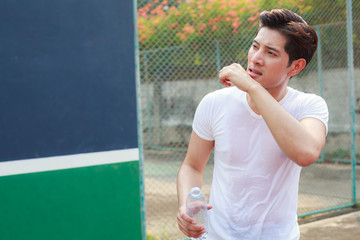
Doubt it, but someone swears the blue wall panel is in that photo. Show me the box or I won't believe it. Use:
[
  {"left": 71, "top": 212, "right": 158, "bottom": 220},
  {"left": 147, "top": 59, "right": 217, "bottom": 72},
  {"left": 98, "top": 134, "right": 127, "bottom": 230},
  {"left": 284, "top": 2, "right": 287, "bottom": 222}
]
[{"left": 0, "top": 0, "right": 138, "bottom": 161}]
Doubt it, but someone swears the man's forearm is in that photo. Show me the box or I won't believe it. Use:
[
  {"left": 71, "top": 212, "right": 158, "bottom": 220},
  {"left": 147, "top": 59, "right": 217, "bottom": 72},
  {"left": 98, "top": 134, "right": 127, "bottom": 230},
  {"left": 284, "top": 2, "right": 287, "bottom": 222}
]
[
  {"left": 177, "top": 158, "right": 209, "bottom": 238},
  {"left": 247, "top": 83, "right": 325, "bottom": 166},
  {"left": 177, "top": 131, "right": 214, "bottom": 207},
  {"left": 177, "top": 162, "right": 204, "bottom": 208}
]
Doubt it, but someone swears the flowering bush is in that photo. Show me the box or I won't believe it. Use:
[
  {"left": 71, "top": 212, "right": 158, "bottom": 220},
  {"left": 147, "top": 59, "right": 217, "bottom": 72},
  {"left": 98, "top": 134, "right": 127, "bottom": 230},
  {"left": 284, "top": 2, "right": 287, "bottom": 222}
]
[
  {"left": 137, "top": 0, "right": 315, "bottom": 50},
  {"left": 137, "top": 0, "right": 359, "bottom": 82}
]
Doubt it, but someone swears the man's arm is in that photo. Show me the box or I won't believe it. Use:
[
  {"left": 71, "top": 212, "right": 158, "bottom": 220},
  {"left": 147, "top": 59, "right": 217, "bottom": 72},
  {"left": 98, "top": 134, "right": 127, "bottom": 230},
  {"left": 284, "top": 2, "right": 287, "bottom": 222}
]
[
  {"left": 219, "top": 63, "right": 327, "bottom": 167},
  {"left": 247, "top": 83, "right": 326, "bottom": 166},
  {"left": 177, "top": 130, "right": 214, "bottom": 238}
]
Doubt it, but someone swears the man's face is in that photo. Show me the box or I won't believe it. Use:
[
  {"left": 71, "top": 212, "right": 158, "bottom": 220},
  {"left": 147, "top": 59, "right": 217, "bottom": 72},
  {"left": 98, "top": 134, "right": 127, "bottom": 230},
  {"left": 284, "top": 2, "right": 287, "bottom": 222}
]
[{"left": 247, "top": 27, "right": 292, "bottom": 91}]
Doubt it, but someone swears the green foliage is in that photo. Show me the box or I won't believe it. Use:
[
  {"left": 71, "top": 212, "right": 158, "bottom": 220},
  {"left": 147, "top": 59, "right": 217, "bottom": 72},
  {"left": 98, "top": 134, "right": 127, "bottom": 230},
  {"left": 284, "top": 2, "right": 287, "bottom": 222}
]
[
  {"left": 138, "top": 0, "right": 262, "bottom": 50},
  {"left": 137, "top": 0, "right": 360, "bottom": 82},
  {"left": 138, "top": 0, "right": 353, "bottom": 50}
]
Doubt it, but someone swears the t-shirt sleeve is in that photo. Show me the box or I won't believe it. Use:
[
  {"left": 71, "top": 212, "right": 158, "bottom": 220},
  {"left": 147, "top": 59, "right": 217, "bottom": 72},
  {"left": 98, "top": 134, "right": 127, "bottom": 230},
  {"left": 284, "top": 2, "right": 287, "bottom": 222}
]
[
  {"left": 192, "top": 93, "right": 215, "bottom": 141},
  {"left": 299, "top": 94, "right": 329, "bottom": 135}
]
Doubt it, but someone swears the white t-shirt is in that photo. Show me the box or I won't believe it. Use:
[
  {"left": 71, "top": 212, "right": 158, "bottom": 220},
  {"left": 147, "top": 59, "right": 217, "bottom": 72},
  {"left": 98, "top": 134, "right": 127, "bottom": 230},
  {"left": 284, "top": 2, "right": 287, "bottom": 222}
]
[{"left": 192, "top": 86, "right": 328, "bottom": 240}]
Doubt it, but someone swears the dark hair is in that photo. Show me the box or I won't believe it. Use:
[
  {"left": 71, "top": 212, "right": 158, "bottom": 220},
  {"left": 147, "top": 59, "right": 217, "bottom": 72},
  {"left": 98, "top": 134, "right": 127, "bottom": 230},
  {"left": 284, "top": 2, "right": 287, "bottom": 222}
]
[{"left": 258, "top": 9, "right": 318, "bottom": 67}]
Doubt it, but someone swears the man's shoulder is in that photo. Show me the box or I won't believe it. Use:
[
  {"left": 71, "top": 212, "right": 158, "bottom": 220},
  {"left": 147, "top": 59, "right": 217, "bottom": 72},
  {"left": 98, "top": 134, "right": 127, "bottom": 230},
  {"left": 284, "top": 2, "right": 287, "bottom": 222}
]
[
  {"left": 198, "top": 87, "right": 244, "bottom": 110},
  {"left": 287, "top": 87, "right": 325, "bottom": 103},
  {"left": 285, "top": 87, "right": 328, "bottom": 113}
]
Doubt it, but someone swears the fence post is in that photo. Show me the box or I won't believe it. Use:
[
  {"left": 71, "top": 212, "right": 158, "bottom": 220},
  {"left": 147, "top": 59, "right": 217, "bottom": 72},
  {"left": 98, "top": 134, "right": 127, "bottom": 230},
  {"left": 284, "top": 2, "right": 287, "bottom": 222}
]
[
  {"left": 133, "top": 1, "right": 146, "bottom": 238},
  {"left": 346, "top": 0, "right": 357, "bottom": 205},
  {"left": 216, "top": 40, "right": 222, "bottom": 88},
  {"left": 216, "top": 40, "right": 221, "bottom": 72},
  {"left": 316, "top": 25, "right": 325, "bottom": 163},
  {"left": 143, "top": 51, "right": 154, "bottom": 148},
  {"left": 316, "top": 25, "right": 324, "bottom": 97}
]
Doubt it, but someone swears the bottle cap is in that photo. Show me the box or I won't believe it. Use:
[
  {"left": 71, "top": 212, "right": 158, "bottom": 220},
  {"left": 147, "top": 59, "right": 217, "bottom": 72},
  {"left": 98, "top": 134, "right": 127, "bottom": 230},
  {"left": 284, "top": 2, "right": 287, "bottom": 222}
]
[{"left": 190, "top": 187, "right": 202, "bottom": 198}]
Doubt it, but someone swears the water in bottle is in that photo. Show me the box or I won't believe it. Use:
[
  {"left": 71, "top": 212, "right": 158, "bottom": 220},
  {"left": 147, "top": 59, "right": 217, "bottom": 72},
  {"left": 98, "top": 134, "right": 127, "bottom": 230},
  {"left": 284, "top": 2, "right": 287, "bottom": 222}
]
[{"left": 186, "top": 187, "right": 208, "bottom": 240}]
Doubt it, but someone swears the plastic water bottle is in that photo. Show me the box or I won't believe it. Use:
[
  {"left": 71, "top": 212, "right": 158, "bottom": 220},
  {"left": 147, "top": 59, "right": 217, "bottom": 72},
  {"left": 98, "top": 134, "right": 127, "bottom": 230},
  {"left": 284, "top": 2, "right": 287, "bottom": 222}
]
[{"left": 186, "top": 187, "right": 208, "bottom": 240}]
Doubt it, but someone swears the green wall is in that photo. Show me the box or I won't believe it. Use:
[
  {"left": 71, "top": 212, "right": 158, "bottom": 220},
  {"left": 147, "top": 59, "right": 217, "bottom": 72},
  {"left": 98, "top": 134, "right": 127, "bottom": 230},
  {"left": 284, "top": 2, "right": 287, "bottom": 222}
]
[{"left": 0, "top": 161, "right": 142, "bottom": 240}]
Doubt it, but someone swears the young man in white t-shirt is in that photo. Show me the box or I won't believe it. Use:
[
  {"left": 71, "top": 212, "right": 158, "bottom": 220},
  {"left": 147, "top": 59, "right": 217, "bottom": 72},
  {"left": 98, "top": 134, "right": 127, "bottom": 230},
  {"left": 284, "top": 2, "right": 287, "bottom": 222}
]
[{"left": 177, "top": 9, "right": 329, "bottom": 240}]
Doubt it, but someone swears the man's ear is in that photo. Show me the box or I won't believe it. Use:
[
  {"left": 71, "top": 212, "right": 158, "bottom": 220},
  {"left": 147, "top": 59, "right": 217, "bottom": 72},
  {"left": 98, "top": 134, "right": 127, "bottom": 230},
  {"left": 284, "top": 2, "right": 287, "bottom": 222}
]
[{"left": 288, "top": 58, "right": 306, "bottom": 77}]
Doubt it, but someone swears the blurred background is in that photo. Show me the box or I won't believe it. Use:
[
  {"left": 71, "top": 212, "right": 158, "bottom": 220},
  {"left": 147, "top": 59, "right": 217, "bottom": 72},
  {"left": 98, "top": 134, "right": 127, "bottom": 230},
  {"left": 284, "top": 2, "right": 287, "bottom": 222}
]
[{"left": 136, "top": 0, "right": 360, "bottom": 239}]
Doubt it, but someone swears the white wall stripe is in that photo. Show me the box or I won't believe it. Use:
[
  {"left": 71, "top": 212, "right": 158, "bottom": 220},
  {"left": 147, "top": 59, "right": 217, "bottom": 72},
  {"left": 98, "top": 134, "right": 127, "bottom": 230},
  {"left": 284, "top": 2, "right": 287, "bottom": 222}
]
[{"left": 0, "top": 148, "right": 139, "bottom": 177}]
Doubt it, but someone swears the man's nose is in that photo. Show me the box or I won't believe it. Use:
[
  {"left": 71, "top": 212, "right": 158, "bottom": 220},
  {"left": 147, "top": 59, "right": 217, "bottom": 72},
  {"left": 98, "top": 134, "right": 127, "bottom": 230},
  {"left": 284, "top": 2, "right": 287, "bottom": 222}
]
[{"left": 251, "top": 51, "right": 265, "bottom": 66}]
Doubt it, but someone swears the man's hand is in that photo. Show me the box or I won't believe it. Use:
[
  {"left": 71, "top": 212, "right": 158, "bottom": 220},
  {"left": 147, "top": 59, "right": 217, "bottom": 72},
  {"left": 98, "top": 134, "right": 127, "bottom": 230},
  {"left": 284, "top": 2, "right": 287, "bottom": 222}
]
[
  {"left": 177, "top": 205, "right": 212, "bottom": 238},
  {"left": 219, "top": 63, "right": 256, "bottom": 92}
]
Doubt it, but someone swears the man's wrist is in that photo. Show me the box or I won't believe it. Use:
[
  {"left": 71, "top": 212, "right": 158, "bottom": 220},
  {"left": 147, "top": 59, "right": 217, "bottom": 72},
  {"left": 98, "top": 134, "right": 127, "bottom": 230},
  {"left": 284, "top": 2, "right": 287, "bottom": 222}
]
[{"left": 247, "top": 80, "right": 262, "bottom": 95}]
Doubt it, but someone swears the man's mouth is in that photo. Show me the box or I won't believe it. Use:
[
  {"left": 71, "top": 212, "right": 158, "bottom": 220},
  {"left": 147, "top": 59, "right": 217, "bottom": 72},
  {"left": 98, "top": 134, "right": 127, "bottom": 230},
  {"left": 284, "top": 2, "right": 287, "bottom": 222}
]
[{"left": 248, "top": 68, "right": 263, "bottom": 78}]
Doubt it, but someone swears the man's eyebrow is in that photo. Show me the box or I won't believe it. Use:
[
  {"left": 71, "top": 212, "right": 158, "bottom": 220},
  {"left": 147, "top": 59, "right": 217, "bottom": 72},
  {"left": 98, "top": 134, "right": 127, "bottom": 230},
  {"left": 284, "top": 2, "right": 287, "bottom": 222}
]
[{"left": 253, "top": 40, "right": 281, "bottom": 54}]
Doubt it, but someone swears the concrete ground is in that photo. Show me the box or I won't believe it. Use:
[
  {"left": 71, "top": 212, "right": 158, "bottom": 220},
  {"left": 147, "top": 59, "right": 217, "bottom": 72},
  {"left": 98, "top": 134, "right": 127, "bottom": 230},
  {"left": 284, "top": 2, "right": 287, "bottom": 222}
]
[{"left": 300, "top": 210, "right": 360, "bottom": 240}]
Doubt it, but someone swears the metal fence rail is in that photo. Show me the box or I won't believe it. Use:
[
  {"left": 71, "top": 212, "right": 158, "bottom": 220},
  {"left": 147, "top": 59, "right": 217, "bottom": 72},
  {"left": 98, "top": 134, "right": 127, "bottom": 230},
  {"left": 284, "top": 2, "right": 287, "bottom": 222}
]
[{"left": 137, "top": 0, "right": 360, "bottom": 239}]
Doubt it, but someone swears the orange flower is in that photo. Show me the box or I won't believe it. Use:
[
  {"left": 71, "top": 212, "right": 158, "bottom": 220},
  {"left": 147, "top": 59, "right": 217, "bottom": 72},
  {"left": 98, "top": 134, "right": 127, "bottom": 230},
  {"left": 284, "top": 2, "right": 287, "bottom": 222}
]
[
  {"left": 232, "top": 18, "right": 240, "bottom": 29},
  {"left": 208, "top": 18, "right": 221, "bottom": 26},
  {"left": 248, "top": 12, "right": 260, "bottom": 22},
  {"left": 229, "top": 0, "right": 239, "bottom": 8},
  {"left": 197, "top": 23, "right": 207, "bottom": 32},
  {"left": 162, "top": 0, "right": 168, "bottom": 4},
  {"left": 227, "top": 10, "right": 237, "bottom": 18},
  {"left": 170, "top": 22, "right": 180, "bottom": 29},
  {"left": 183, "top": 23, "right": 195, "bottom": 34},
  {"left": 152, "top": 17, "right": 162, "bottom": 25},
  {"left": 232, "top": 22, "right": 239, "bottom": 29},
  {"left": 177, "top": 32, "right": 187, "bottom": 41},
  {"left": 150, "top": 5, "right": 159, "bottom": 15},
  {"left": 139, "top": 34, "right": 147, "bottom": 42},
  {"left": 138, "top": 23, "right": 146, "bottom": 30},
  {"left": 138, "top": 11, "right": 148, "bottom": 18}
]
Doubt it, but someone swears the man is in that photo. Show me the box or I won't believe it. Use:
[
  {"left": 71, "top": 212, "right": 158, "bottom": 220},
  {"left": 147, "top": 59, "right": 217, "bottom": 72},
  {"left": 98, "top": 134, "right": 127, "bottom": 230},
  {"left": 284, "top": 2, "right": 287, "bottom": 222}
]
[{"left": 177, "top": 9, "right": 328, "bottom": 240}]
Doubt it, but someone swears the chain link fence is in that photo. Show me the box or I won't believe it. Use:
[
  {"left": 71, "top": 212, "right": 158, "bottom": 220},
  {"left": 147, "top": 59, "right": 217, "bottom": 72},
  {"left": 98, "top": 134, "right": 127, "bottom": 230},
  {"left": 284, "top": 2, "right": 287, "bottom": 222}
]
[{"left": 136, "top": 0, "right": 360, "bottom": 239}]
